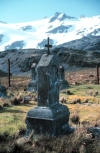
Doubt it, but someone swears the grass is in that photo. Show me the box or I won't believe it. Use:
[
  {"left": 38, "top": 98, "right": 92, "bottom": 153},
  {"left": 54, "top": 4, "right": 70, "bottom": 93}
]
[
  {"left": 0, "top": 75, "right": 100, "bottom": 153},
  {"left": 60, "top": 84, "right": 100, "bottom": 124}
]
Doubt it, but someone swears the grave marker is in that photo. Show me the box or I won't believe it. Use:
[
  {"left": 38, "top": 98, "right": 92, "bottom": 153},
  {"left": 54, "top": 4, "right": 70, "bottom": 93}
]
[
  {"left": 59, "top": 65, "right": 69, "bottom": 90},
  {"left": 25, "top": 54, "right": 74, "bottom": 137},
  {"left": 27, "top": 62, "right": 37, "bottom": 91}
]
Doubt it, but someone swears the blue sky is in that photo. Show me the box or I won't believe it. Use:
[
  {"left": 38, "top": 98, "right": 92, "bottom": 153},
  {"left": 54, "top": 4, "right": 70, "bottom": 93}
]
[{"left": 0, "top": 0, "right": 100, "bottom": 23}]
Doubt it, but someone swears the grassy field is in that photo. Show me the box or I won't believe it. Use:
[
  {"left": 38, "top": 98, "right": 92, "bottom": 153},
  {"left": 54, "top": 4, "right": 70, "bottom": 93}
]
[{"left": 0, "top": 72, "right": 100, "bottom": 153}]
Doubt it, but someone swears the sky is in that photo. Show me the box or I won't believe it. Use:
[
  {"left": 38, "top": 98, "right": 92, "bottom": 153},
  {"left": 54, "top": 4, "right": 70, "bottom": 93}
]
[{"left": 0, "top": 0, "right": 100, "bottom": 23}]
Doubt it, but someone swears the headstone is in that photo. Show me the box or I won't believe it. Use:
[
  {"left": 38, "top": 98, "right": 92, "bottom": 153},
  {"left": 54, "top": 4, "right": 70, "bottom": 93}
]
[
  {"left": 59, "top": 65, "right": 69, "bottom": 90},
  {"left": 25, "top": 54, "right": 74, "bottom": 137},
  {"left": 0, "top": 84, "right": 7, "bottom": 98},
  {"left": 27, "top": 63, "right": 37, "bottom": 91}
]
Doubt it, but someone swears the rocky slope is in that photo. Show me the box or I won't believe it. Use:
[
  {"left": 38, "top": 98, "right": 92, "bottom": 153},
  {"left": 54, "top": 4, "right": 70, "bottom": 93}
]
[{"left": 0, "top": 48, "right": 100, "bottom": 75}]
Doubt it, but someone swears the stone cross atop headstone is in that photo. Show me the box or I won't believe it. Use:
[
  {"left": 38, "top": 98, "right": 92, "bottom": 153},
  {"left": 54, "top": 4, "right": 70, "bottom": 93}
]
[
  {"left": 37, "top": 54, "right": 59, "bottom": 107},
  {"left": 45, "top": 37, "right": 52, "bottom": 55}
]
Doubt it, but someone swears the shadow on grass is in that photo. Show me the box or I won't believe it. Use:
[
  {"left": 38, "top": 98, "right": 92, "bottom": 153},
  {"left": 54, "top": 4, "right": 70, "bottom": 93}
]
[
  {"left": 0, "top": 108, "right": 25, "bottom": 113},
  {"left": 21, "top": 103, "right": 37, "bottom": 107}
]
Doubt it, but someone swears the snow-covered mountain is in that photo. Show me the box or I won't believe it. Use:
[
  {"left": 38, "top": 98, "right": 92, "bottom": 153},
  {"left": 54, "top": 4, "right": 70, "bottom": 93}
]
[{"left": 0, "top": 12, "right": 100, "bottom": 51}]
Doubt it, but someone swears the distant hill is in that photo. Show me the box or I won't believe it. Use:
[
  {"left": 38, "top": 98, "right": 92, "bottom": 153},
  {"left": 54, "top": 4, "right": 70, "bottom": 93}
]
[{"left": 0, "top": 48, "right": 99, "bottom": 75}]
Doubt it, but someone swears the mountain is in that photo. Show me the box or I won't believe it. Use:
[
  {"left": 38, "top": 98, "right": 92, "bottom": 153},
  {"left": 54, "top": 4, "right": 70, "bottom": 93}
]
[
  {"left": 0, "top": 12, "right": 100, "bottom": 51},
  {"left": 57, "top": 35, "right": 100, "bottom": 51}
]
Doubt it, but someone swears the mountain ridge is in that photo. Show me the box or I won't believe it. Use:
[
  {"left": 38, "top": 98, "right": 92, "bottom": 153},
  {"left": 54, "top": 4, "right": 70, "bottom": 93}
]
[{"left": 0, "top": 12, "right": 100, "bottom": 51}]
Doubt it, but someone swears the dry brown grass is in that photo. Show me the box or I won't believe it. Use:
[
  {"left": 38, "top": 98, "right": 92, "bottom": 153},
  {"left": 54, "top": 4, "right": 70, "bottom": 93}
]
[{"left": 0, "top": 69, "right": 100, "bottom": 153}]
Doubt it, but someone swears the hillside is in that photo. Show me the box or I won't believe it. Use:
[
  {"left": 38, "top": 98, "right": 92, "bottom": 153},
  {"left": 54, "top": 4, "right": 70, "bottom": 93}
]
[{"left": 0, "top": 48, "right": 100, "bottom": 75}]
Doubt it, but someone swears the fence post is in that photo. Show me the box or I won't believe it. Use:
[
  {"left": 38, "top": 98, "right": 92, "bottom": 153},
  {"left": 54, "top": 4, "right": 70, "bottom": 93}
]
[
  {"left": 96, "top": 64, "right": 99, "bottom": 84},
  {"left": 8, "top": 59, "right": 10, "bottom": 87}
]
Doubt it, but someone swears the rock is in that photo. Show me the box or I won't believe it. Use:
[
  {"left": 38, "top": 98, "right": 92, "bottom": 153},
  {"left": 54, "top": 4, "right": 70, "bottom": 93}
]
[
  {"left": 89, "top": 74, "right": 94, "bottom": 77},
  {"left": 66, "top": 90, "right": 72, "bottom": 95},
  {"left": 93, "top": 91, "right": 98, "bottom": 97},
  {"left": 70, "top": 98, "right": 81, "bottom": 104},
  {"left": 77, "top": 98, "right": 81, "bottom": 104},
  {"left": 87, "top": 127, "right": 100, "bottom": 137},
  {"left": 83, "top": 99, "right": 88, "bottom": 103},
  {"left": 59, "top": 97, "right": 67, "bottom": 103},
  {"left": 3, "top": 103, "right": 10, "bottom": 107},
  {"left": 81, "top": 121, "right": 90, "bottom": 125},
  {"left": 11, "top": 98, "right": 20, "bottom": 105},
  {"left": 94, "top": 91, "right": 98, "bottom": 95},
  {"left": 74, "top": 81, "right": 80, "bottom": 85},
  {"left": 24, "top": 88, "right": 27, "bottom": 91},
  {"left": 94, "top": 122, "right": 99, "bottom": 127},
  {"left": 70, "top": 114, "right": 80, "bottom": 124}
]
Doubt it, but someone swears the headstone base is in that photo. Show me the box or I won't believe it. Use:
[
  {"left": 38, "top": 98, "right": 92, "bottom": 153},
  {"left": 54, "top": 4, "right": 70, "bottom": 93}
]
[
  {"left": 25, "top": 104, "right": 74, "bottom": 137},
  {"left": 27, "top": 81, "right": 37, "bottom": 91},
  {"left": 59, "top": 80, "right": 69, "bottom": 90}
]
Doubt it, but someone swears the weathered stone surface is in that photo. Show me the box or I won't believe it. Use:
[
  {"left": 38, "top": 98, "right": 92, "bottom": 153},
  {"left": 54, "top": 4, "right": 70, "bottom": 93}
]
[
  {"left": 27, "top": 63, "right": 37, "bottom": 91},
  {"left": 0, "top": 85, "right": 7, "bottom": 98},
  {"left": 25, "top": 104, "right": 72, "bottom": 136},
  {"left": 59, "top": 65, "right": 69, "bottom": 90},
  {"left": 37, "top": 54, "right": 59, "bottom": 107},
  {"left": 25, "top": 54, "right": 74, "bottom": 137}
]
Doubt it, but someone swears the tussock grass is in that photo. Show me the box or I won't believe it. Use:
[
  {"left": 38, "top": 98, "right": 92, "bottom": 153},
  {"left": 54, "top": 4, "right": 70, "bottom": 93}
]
[
  {"left": 60, "top": 84, "right": 100, "bottom": 124},
  {"left": 0, "top": 75, "right": 100, "bottom": 152}
]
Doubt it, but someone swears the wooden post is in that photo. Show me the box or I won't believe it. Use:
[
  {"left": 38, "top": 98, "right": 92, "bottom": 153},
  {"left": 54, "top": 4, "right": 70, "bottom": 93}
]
[
  {"left": 96, "top": 64, "right": 99, "bottom": 84},
  {"left": 8, "top": 59, "right": 10, "bottom": 87}
]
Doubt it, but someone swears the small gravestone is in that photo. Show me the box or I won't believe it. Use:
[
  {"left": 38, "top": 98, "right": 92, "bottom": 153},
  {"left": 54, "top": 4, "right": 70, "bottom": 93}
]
[
  {"left": 27, "top": 63, "right": 37, "bottom": 91},
  {"left": 25, "top": 54, "right": 74, "bottom": 137},
  {"left": 59, "top": 65, "right": 69, "bottom": 90},
  {"left": 0, "top": 84, "right": 7, "bottom": 98}
]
